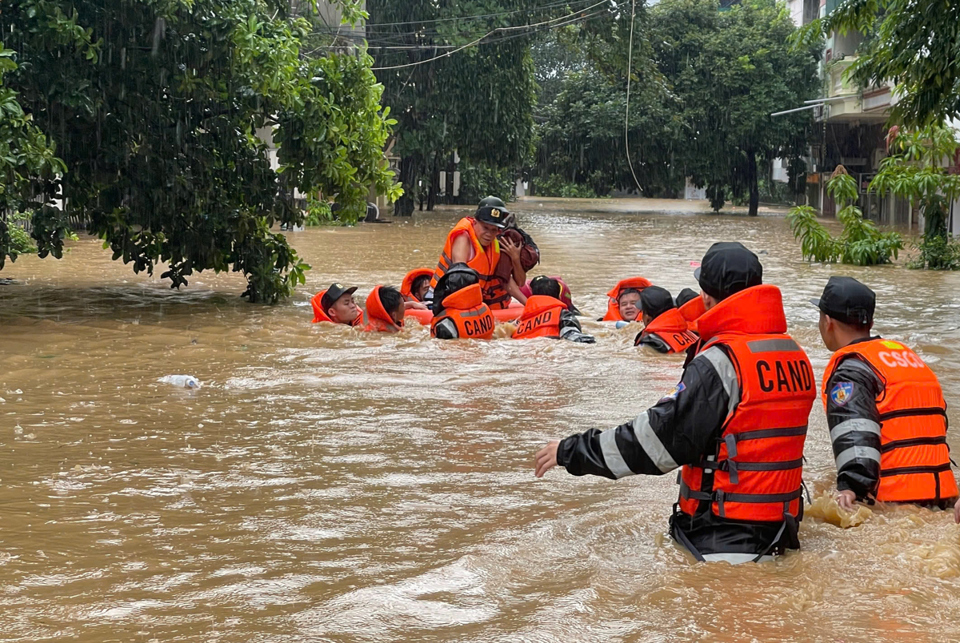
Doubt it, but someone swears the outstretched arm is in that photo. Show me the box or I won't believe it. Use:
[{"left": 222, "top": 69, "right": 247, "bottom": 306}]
[{"left": 536, "top": 346, "right": 734, "bottom": 478}]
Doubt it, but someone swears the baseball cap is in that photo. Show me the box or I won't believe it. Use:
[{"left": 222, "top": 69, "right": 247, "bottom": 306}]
[
  {"left": 640, "top": 285, "right": 675, "bottom": 320},
  {"left": 694, "top": 242, "right": 763, "bottom": 301},
  {"left": 810, "top": 276, "right": 875, "bottom": 325},
  {"left": 475, "top": 196, "right": 509, "bottom": 229},
  {"left": 675, "top": 288, "right": 699, "bottom": 308},
  {"left": 320, "top": 283, "right": 358, "bottom": 312}
]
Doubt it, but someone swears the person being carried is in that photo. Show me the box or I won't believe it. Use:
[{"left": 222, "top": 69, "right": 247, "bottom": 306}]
[
  {"left": 535, "top": 242, "right": 816, "bottom": 563},
  {"left": 633, "top": 286, "right": 698, "bottom": 354},
  {"left": 311, "top": 283, "right": 361, "bottom": 326},
  {"left": 359, "top": 286, "right": 405, "bottom": 333},
  {"left": 813, "top": 276, "right": 960, "bottom": 519},
  {"left": 488, "top": 197, "right": 541, "bottom": 309},
  {"left": 431, "top": 263, "right": 496, "bottom": 340},
  {"left": 428, "top": 197, "right": 526, "bottom": 309},
  {"left": 513, "top": 276, "right": 595, "bottom": 343},
  {"left": 600, "top": 277, "right": 652, "bottom": 322}
]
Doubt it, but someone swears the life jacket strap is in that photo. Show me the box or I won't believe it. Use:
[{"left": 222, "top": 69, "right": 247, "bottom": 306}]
[
  {"left": 698, "top": 458, "right": 805, "bottom": 485},
  {"left": 679, "top": 481, "right": 803, "bottom": 518},
  {"left": 878, "top": 406, "right": 947, "bottom": 422},
  {"left": 879, "top": 463, "right": 953, "bottom": 477},
  {"left": 880, "top": 435, "right": 948, "bottom": 453}
]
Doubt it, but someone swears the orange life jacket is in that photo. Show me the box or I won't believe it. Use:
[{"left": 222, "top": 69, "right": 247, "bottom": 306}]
[
  {"left": 602, "top": 277, "right": 652, "bottom": 321},
  {"left": 430, "top": 283, "right": 495, "bottom": 340},
  {"left": 512, "top": 295, "right": 565, "bottom": 339},
  {"left": 679, "top": 294, "right": 706, "bottom": 334},
  {"left": 823, "top": 339, "right": 958, "bottom": 503},
  {"left": 430, "top": 218, "right": 501, "bottom": 304},
  {"left": 310, "top": 289, "right": 362, "bottom": 326},
  {"left": 678, "top": 285, "right": 816, "bottom": 524},
  {"left": 637, "top": 308, "right": 698, "bottom": 353},
  {"left": 359, "top": 286, "right": 403, "bottom": 333},
  {"left": 401, "top": 268, "right": 434, "bottom": 302},
  {"left": 484, "top": 276, "right": 513, "bottom": 309}
]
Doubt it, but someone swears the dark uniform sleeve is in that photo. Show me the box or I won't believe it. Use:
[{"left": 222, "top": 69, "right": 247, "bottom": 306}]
[
  {"left": 433, "top": 318, "right": 459, "bottom": 340},
  {"left": 557, "top": 346, "right": 735, "bottom": 478},
  {"left": 558, "top": 310, "right": 595, "bottom": 343},
  {"left": 825, "top": 356, "right": 883, "bottom": 500},
  {"left": 635, "top": 332, "right": 670, "bottom": 353}
]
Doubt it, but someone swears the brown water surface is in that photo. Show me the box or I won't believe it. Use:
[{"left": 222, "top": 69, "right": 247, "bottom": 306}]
[{"left": 2, "top": 199, "right": 960, "bottom": 642}]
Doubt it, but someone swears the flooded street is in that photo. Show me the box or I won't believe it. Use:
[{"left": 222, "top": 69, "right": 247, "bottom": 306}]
[{"left": 2, "top": 198, "right": 960, "bottom": 642}]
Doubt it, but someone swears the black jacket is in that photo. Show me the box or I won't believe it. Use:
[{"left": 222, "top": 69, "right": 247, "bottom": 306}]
[
  {"left": 557, "top": 344, "right": 785, "bottom": 558},
  {"left": 635, "top": 332, "right": 671, "bottom": 353},
  {"left": 558, "top": 310, "right": 595, "bottom": 343},
  {"left": 824, "top": 337, "right": 884, "bottom": 501}
]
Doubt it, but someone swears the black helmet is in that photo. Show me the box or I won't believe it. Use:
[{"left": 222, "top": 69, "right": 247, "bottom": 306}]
[{"left": 432, "top": 263, "right": 480, "bottom": 315}]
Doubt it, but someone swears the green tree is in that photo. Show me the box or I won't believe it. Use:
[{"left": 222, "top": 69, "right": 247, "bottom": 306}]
[
  {"left": 2, "top": 0, "right": 398, "bottom": 303},
  {"left": 648, "top": 0, "right": 821, "bottom": 215},
  {"left": 788, "top": 165, "right": 903, "bottom": 265},
  {"left": 0, "top": 46, "right": 66, "bottom": 266},
  {"left": 796, "top": 0, "right": 960, "bottom": 128},
  {"left": 368, "top": 0, "right": 557, "bottom": 214}
]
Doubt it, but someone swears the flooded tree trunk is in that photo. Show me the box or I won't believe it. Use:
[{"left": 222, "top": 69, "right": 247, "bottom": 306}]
[
  {"left": 747, "top": 152, "right": 759, "bottom": 217},
  {"left": 426, "top": 154, "right": 439, "bottom": 212},
  {"left": 395, "top": 155, "right": 419, "bottom": 216}
]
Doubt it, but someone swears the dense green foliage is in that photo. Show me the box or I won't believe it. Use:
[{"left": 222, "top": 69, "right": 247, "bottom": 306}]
[
  {"left": 533, "top": 0, "right": 820, "bottom": 212},
  {"left": 788, "top": 167, "right": 903, "bottom": 265},
  {"left": 368, "top": 0, "right": 545, "bottom": 213},
  {"left": 0, "top": 47, "right": 65, "bottom": 267},
  {"left": 1, "top": 0, "right": 398, "bottom": 302},
  {"left": 796, "top": 0, "right": 960, "bottom": 128}
]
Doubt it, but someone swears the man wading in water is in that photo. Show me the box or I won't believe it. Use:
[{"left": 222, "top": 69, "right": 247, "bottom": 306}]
[{"left": 535, "top": 242, "right": 817, "bottom": 563}]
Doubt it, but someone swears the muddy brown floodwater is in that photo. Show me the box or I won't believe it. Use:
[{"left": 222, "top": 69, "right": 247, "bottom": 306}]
[{"left": 2, "top": 198, "right": 960, "bottom": 642}]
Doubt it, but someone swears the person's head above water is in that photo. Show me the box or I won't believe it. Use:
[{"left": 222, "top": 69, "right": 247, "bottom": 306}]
[
  {"left": 432, "top": 263, "right": 480, "bottom": 315},
  {"left": 410, "top": 275, "right": 431, "bottom": 302},
  {"left": 694, "top": 241, "right": 763, "bottom": 310},
  {"left": 675, "top": 288, "right": 699, "bottom": 308},
  {"left": 474, "top": 196, "right": 508, "bottom": 246},
  {"left": 378, "top": 286, "right": 406, "bottom": 326},
  {"left": 617, "top": 288, "right": 642, "bottom": 322},
  {"left": 321, "top": 283, "right": 359, "bottom": 324},
  {"left": 640, "top": 286, "right": 675, "bottom": 326},
  {"left": 812, "top": 276, "right": 876, "bottom": 352},
  {"left": 529, "top": 275, "right": 561, "bottom": 299}
]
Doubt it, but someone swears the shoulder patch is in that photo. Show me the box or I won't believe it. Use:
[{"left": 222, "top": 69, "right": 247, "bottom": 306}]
[
  {"left": 881, "top": 340, "right": 903, "bottom": 350},
  {"left": 830, "top": 382, "right": 854, "bottom": 406},
  {"left": 660, "top": 382, "right": 686, "bottom": 402}
]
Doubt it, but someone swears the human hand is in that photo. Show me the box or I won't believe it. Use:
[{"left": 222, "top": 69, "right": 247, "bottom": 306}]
[
  {"left": 954, "top": 497, "right": 960, "bottom": 524},
  {"left": 836, "top": 489, "right": 857, "bottom": 511},
  {"left": 404, "top": 300, "right": 428, "bottom": 310},
  {"left": 535, "top": 440, "right": 560, "bottom": 478},
  {"left": 501, "top": 237, "right": 522, "bottom": 263}
]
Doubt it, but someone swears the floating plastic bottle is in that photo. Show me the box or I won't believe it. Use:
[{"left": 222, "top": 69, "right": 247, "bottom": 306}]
[{"left": 158, "top": 375, "right": 201, "bottom": 389}]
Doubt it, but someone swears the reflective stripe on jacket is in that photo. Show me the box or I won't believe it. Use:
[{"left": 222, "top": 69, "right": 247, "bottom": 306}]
[
  {"left": 513, "top": 295, "right": 565, "bottom": 339},
  {"left": 635, "top": 308, "right": 698, "bottom": 354},
  {"left": 430, "top": 218, "right": 500, "bottom": 300},
  {"left": 431, "top": 283, "right": 495, "bottom": 340},
  {"left": 823, "top": 338, "right": 958, "bottom": 503}
]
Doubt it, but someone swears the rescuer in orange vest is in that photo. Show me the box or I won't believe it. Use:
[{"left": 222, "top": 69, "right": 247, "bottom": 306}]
[
  {"left": 428, "top": 197, "right": 527, "bottom": 309},
  {"left": 633, "top": 286, "right": 698, "bottom": 354},
  {"left": 535, "top": 242, "right": 817, "bottom": 563},
  {"left": 812, "top": 276, "right": 960, "bottom": 519},
  {"left": 359, "top": 286, "right": 406, "bottom": 333},
  {"left": 513, "top": 276, "right": 595, "bottom": 343},
  {"left": 310, "top": 283, "right": 362, "bottom": 326},
  {"left": 430, "top": 263, "right": 496, "bottom": 340}
]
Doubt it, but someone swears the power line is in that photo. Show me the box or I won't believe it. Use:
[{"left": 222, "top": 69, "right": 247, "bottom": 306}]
[
  {"left": 356, "top": 0, "right": 613, "bottom": 29},
  {"left": 370, "top": 0, "right": 612, "bottom": 71}
]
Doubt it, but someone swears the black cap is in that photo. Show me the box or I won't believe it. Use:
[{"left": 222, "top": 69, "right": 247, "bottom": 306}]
[
  {"left": 694, "top": 242, "right": 763, "bottom": 301},
  {"left": 640, "top": 285, "right": 675, "bottom": 320},
  {"left": 675, "top": 288, "right": 699, "bottom": 308},
  {"left": 475, "top": 196, "right": 509, "bottom": 229},
  {"left": 810, "top": 276, "right": 875, "bottom": 325},
  {"left": 320, "top": 283, "right": 357, "bottom": 312}
]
